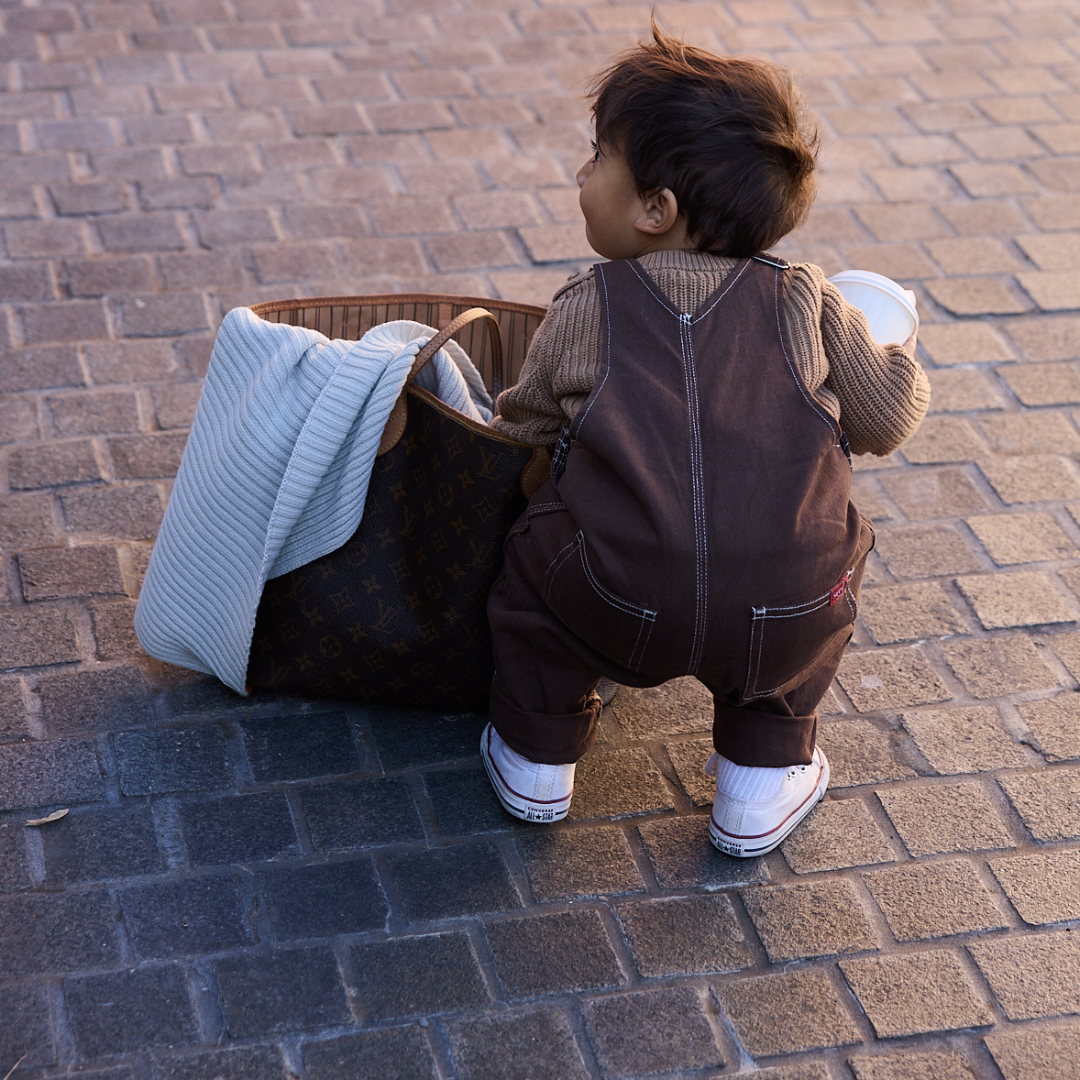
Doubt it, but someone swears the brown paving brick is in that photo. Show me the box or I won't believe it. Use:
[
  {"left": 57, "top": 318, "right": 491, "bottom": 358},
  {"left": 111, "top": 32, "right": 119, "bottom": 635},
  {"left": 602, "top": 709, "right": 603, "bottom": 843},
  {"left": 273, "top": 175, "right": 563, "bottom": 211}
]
[
  {"left": 849, "top": 1050, "right": 979, "bottom": 1080},
  {"left": 878, "top": 467, "right": 990, "bottom": 520},
  {"left": 927, "top": 369, "right": 1007, "bottom": 413},
  {"left": 1025, "top": 193, "right": 1080, "bottom": 231},
  {"left": 743, "top": 879, "right": 879, "bottom": 961},
  {"left": 615, "top": 894, "right": 754, "bottom": 976},
  {"left": 924, "top": 277, "right": 1032, "bottom": 316},
  {"left": 1003, "top": 316, "right": 1080, "bottom": 361},
  {"left": 899, "top": 416, "right": 990, "bottom": 464},
  {"left": 998, "top": 767, "right": 1080, "bottom": 841},
  {"left": 611, "top": 677, "right": 711, "bottom": 740},
  {"left": 108, "top": 433, "right": 187, "bottom": 480},
  {"left": 836, "top": 646, "right": 952, "bottom": 712},
  {"left": 781, "top": 797, "right": 896, "bottom": 873},
  {"left": 0, "top": 607, "right": 80, "bottom": 668},
  {"left": 998, "top": 362, "right": 1080, "bottom": 406},
  {"left": 514, "top": 826, "right": 644, "bottom": 902},
  {"left": 864, "top": 860, "right": 1008, "bottom": 940},
  {"left": 1017, "top": 694, "right": 1080, "bottom": 762},
  {"left": 970, "top": 932, "right": 1080, "bottom": 1019},
  {"left": 854, "top": 203, "right": 946, "bottom": 242},
  {"left": 716, "top": 969, "right": 861, "bottom": 1058},
  {"left": 918, "top": 322, "right": 1014, "bottom": 365},
  {"left": 0, "top": 397, "right": 40, "bottom": 444},
  {"left": 967, "top": 511, "right": 1076, "bottom": 564},
  {"left": 876, "top": 525, "right": 983, "bottom": 580},
  {"left": 978, "top": 454, "right": 1080, "bottom": 504},
  {"left": 878, "top": 780, "right": 1014, "bottom": 856},
  {"left": 926, "top": 237, "right": 1023, "bottom": 276},
  {"left": 839, "top": 243, "right": 938, "bottom": 281},
  {"left": 840, "top": 951, "right": 993, "bottom": 1036},
  {"left": 956, "top": 571, "right": 1076, "bottom": 629},
  {"left": 1044, "top": 628, "right": 1080, "bottom": 681},
  {"left": 1018, "top": 270, "right": 1080, "bottom": 312},
  {"left": 990, "top": 849, "right": 1080, "bottom": 925},
  {"left": 850, "top": 474, "right": 896, "bottom": 522},
  {"left": 957, "top": 126, "right": 1046, "bottom": 163},
  {"left": 1015, "top": 233, "right": 1080, "bottom": 271},
  {"left": 7, "top": 441, "right": 103, "bottom": 490},
  {"left": 859, "top": 581, "right": 968, "bottom": 644},
  {"left": 88, "top": 599, "right": 142, "bottom": 661},
  {"left": 569, "top": 747, "right": 675, "bottom": 822},
  {"left": 818, "top": 718, "right": 916, "bottom": 787},
  {"left": 19, "top": 545, "right": 125, "bottom": 602},
  {"left": 665, "top": 737, "right": 715, "bottom": 807},
  {"left": 984, "top": 1024, "right": 1080, "bottom": 1080},
  {"left": 902, "top": 705, "right": 1029, "bottom": 772}
]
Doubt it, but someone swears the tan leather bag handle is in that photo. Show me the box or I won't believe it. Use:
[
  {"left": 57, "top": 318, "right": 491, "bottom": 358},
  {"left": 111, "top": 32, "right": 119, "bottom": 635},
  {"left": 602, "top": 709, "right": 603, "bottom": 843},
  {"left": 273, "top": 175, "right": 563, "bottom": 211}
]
[{"left": 409, "top": 307, "right": 504, "bottom": 395}]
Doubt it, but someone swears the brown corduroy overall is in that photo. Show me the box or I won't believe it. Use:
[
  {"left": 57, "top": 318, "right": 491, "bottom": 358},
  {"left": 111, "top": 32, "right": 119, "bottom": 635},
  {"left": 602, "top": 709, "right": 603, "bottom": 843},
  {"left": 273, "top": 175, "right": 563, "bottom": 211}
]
[{"left": 487, "top": 255, "right": 874, "bottom": 767}]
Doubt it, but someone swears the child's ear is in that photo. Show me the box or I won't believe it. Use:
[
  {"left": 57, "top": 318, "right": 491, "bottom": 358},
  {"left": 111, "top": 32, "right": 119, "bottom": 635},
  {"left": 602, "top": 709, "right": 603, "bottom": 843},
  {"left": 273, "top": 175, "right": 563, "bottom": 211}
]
[{"left": 635, "top": 188, "right": 680, "bottom": 236}]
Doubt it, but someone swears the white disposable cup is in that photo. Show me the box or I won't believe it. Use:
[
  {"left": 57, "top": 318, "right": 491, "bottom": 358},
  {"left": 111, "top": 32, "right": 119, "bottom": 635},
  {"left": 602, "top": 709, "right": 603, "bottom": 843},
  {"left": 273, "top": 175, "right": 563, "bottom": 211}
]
[{"left": 828, "top": 269, "right": 919, "bottom": 346}]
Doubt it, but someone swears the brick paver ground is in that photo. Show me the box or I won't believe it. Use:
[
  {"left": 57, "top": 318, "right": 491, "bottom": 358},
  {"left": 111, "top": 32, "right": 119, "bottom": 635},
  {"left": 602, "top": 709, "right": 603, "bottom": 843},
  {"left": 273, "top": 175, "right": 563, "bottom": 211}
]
[{"left": 2, "top": 0, "right": 1080, "bottom": 1077}]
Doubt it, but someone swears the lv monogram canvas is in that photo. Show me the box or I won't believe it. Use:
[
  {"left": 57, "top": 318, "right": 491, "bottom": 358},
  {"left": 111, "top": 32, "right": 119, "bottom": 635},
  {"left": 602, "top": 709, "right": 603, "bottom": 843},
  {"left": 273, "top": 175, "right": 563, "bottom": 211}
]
[{"left": 247, "top": 385, "right": 536, "bottom": 711}]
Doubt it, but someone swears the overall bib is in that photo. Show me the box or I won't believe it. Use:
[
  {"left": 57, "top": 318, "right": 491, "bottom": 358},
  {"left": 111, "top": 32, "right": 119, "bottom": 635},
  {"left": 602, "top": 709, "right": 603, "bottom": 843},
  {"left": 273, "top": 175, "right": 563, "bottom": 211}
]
[{"left": 487, "top": 255, "right": 874, "bottom": 766}]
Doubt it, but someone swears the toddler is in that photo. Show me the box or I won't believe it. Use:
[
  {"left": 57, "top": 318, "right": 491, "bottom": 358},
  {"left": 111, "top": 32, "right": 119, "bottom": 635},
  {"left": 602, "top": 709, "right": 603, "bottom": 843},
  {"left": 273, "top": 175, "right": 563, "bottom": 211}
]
[{"left": 481, "top": 26, "right": 929, "bottom": 856}]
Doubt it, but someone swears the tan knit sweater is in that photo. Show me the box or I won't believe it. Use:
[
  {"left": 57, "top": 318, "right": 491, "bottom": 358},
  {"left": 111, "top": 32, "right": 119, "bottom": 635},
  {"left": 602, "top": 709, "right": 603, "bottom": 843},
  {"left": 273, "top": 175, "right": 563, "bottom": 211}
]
[{"left": 491, "top": 249, "right": 930, "bottom": 457}]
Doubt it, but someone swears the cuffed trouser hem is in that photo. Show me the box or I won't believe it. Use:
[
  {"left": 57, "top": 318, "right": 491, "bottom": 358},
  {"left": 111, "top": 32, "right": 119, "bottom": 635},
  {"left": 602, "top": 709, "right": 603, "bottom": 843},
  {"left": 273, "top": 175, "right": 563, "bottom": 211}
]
[
  {"left": 489, "top": 676, "right": 600, "bottom": 765},
  {"left": 712, "top": 704, "right": 817, "bottom": 767}
]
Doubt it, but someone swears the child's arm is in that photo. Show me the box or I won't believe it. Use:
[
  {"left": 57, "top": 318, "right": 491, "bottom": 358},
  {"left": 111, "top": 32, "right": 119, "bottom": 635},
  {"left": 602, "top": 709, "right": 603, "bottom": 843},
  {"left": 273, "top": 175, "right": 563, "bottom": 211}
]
[
  {"left": 817, "top": 277, "right": 930, "bottom": 457},
  {"left": 490, "top": 275, "right": 596, "bottom": 449}
]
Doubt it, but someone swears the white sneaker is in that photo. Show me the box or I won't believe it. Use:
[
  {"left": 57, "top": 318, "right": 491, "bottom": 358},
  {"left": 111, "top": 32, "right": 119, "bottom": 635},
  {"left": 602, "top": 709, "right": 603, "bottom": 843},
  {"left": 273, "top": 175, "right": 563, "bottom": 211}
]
[
  {"left": 707, "top": 747, "right": 829, "bottom": 857},
  {"left": 480, "top": 723, "right": 575, "bottom": 823}
]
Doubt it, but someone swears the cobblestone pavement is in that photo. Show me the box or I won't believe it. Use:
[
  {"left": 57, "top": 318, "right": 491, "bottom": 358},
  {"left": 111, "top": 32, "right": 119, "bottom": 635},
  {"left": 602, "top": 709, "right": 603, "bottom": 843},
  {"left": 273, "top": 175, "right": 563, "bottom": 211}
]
[{"left": 3, "top": 0, "right": 1080, "bottom": 1077}]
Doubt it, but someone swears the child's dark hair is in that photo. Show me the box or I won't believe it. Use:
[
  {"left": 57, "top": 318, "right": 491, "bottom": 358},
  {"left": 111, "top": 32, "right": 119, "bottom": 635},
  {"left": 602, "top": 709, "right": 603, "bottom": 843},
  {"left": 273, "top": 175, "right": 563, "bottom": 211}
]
[{"left": 590, "top": 24, "right": 819, "bottom": 257}]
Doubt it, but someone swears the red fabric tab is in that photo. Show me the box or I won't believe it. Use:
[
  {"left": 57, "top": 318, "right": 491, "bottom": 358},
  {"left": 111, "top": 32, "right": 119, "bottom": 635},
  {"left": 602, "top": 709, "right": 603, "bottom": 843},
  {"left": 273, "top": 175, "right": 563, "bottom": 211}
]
[{"left": 829, "top": 569, "right": 852, "bottom": 606}]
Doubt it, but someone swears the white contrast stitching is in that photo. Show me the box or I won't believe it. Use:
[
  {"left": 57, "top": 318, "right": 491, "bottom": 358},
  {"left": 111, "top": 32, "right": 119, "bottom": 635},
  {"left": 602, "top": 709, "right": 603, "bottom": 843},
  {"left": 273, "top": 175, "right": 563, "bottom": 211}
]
[
  {"left": 689, "top": 259, "right": 751, "bottom": 324},
  {"left": 626, "top": 260, "right": 681, "bottom": 317},
  {"left": 577, "top": 532, "right": 657, "bottom": 618},
  {"left": 542, "top": 538, "right": 578, "bottom": 602}
]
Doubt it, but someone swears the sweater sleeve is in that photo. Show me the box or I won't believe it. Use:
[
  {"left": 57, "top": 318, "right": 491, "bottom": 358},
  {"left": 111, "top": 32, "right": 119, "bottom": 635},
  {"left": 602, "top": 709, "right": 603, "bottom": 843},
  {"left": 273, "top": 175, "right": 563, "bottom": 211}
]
[
  {"left": 490, "top": 271, "right": 598, "bottom": 448},
  {"left": 789, "top": 264, "right": 930, "bottom": 457}
]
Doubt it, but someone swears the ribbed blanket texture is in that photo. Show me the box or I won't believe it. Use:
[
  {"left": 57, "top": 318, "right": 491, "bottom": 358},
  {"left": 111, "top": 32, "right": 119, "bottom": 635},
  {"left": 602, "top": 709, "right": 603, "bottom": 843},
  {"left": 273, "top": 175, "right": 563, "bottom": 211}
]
[{"left": 134, "top": 307, "right": 492, "bottom": 694}]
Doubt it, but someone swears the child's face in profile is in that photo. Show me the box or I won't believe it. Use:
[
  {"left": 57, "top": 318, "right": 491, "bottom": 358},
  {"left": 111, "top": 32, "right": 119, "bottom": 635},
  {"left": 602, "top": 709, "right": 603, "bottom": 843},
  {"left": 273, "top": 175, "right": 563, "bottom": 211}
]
[{"left": 576, "top": 141, "right": 650, "bottom": 261}]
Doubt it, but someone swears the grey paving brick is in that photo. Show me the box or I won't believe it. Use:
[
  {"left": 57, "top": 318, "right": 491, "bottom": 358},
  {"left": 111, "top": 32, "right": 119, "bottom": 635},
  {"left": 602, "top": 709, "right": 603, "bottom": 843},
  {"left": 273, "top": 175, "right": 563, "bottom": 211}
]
[
  {"left": 985, "top": 1024, "right": 1080, "bottom": 1080},
  {"left": 259, "top": 859, "right": 388, "bottom": 939},
  {"left": 18, "top": 544, "right": 125, "bottom": 601},
  {"left": 716, "top": 969, "right": 861, "bottom": 1057},
  {"left": 743, "top": 879, "right": 880, "bottom": 961},
  {"left": 583, "top": 986, "right": 723, "bottom": 1077},
  {"left": 969, "top": 931, "right": 1080, "bottom": 1020},
  {"left": 515, "top": 826, "right": 645, "bottom": 901},
  {"left": 65, "top": 255, "right": 154, "bottom": 297},
  {"left": 615, "top": 893, "right": 754, "bottom": 976},
  {"left": 450, "top": 1009, "right": 590, "bottom": 1080},
  {"left": 0, "top": 738, "right": 105, "bottom": 812},
  {"left": 240, "top": 711, "right": 364, "bottom": 782},
  {"left": 424, "top": 764, "right": 524, "bottom": 836},
  {"left": 940, "top": 635, "right": 1061, "bottom": 698},
  {"left": 665, "top": 736, "right": 716, "bottom": 806},
  {"left": 485, "top": 910, "right": 624, "bottom": 998},
  {"left": 367, "top": 707, "right": 486, "bottom": 770},
  {"left": 998, "top": 767, "right": 1080, "bottom": 841},
  {"left": 64, "top": 964, "right": 198, "bottom": 1058},
  {"left": 300, "top": 777, "right": 424, "bottom": 851},
  {"left": 213, "top": 947, "right": 352, "bottom": 1037},
  {"left": 61, "top": 485, "right": 164, "bottom": 539},
  {"left": 89, "top": 599, "right": 142, "bottom": 661},
  {"left": 108, "top": 431, "right": 188, "bottom": 479},
  {"left": 0, "top": 983, "right": 55, "bottom": 1070},
  {"left": 153, "top": 1046, "right": 289, "bottom": 1080},
  {"left": 990, "top": 849, "right": 1080, "bottom": 926},
  {"left": 902, "top": 705, "right": 1029, "bottom": 773},
  {"left": 781, "top": 797, "right": 896, "bottom": 873},
  {"left": 111, "top": 722, "right": 232, "bottom": 795},
  {"left": 0, "top": 345, "right": 83, "bottom": 394},
  {"left": 636, "top": 815, "right": 770, "bottom": 889},
  {"left": 48, "top": 390, "right": 140, "bottom": 437},
  {"left": 119, "top": 875, "right": 254, "bottom": 959},
  {"left": 42, "top": 804, "right": 163, "bottom": 885},
  {"left": 878, "top": 781, "right": 1014, "bottom": 856},
  {"left": 385, "top": 843, "right": 522, "bottom": 921},
  {"left": 38, "top": 664, "right": 152, "bottom": 735},
  {"left": 0, "top": 892, "right": 119, "bottom": 978},
  {"left": 864, "top": 860, "right": 1008, "bottom": 940},
  {"left": 859, "top": 581, "right": 969, "bottom": 643},
  {"left": 0, "top": 678, "right": 31, "bottom": 742},
  {"left": 7, "top": 440, "right": 103, "bottom": 489},
  {"left": 836, "top": 646, "right": 953, "bottom": 712},
  {"left": 349, "top": 932, "right": 488, "bottom": 1019},
  {"left": 818, "top": 719, "right": 917, "bottom": 787},
  {"left": 849, "top": 1050, "right": 979, "bottom": 1080},
  {"left": 303, "top": 1029, "right": 437, "bottom": 1080},
  {"left": 0, "top": 813, "right": 31, "bottom": 892},
  {"left": 609, "top": 676, "right": 713, "bottom": 738},
  {"left": 179, "top": 793, "right": 299, "bottom": 866}
]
